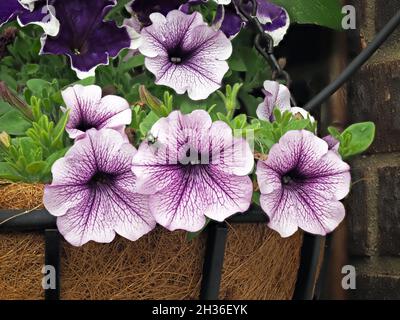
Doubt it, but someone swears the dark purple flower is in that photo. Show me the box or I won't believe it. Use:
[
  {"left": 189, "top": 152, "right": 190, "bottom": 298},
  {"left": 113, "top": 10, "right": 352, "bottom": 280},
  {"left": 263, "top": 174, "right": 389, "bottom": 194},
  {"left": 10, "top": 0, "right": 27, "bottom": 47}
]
[
  {"left": 214, "top": 3, "right": 244, "bottom": 38},
  {"left": 256, "top": 130, "right": 351, "bottom": 237},
  {"left": 256, "top": 80, "right": 291, "bottom": 121},
  {"left": 0, "top": 0, "right": 59, "bottom": 36},
  {"left": 139, "top": 10, "right": 232, "bottom": 100},
  {"left": 44, "top": 128, "right": 155, "bottom": 246},
  {"left": 0, "top": 0, "right": 22, "bottom": 26},
  {"left": 40, "top": 0, "right": 132, "bottom": 79},
  {"left": 127, "top": 0, "right": 187, "bottom": 26},
  {"left": 61, "top": 84, "right": 132, "bottom": 140},
  {"left": 132, "top": 110, "right": 254, "bottom": 232},
  {"left": 216, "top": 0, "right": 289, "bottom": 43}
]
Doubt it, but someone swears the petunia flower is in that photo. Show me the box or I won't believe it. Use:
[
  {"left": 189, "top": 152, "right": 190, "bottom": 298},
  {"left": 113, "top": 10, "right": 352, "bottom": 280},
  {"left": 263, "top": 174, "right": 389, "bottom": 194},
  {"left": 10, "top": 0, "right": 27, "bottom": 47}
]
[
  {"left": 126, "top": 0, "right": 187, "bottom": 26},
  {"left": 0, "top": 0, "right": 59, "bottom": 36},
  {"left": 323, "top": 135, "right": 340, "bottom": 152},
  {"left": 132, "top": 110, "right": 254, "bottom": 232},
  {"left": 213, "top": 0, "right": 289, "bottom": 43},
  {"left": 44, "top": 128, "right": 156, "bottom": 246},
  {"left": 139, "top": 10, "right": 232, "bottom": 100},
  {"left": 256, "top": 130, "right": 351, "bottom": 237},
  {"left": 40, "top": 0, "right": 136, "bottom": 79},
  {"left": 256, "top": 80, "right": 291, "bottom": 121},
  {"left": 61, "top": 84, "right": 132, "bottom": 140}
]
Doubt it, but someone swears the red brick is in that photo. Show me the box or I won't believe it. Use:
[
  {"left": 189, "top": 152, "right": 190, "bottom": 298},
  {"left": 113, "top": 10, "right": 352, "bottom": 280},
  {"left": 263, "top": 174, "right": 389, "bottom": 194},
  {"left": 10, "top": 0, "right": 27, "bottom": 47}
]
[
  {"left": 348, "top": 60, "right": 400, "bottom": 153},
  {"left": 378, "top": 166, "right": 400, "bottom": 255}
]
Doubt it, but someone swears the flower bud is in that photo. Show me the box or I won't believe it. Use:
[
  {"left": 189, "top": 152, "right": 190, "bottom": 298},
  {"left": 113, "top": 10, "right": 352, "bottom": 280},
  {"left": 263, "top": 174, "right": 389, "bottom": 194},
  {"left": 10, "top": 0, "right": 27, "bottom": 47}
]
[{"left": 0, "top": 81, "right": 34, "bottom": 121}]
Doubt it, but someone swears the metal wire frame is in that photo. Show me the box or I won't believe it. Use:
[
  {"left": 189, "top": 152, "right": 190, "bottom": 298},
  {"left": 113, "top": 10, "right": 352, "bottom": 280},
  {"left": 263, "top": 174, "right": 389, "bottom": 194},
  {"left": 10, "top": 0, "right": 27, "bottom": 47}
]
[{"left": 0, "top": 2, "right": 399, "bottom": 302}]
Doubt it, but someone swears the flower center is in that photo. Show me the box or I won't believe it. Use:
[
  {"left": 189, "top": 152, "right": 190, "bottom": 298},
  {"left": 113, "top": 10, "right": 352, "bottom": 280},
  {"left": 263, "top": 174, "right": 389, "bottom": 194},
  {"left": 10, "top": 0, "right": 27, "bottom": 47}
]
[
  {"left": 76, "top": 120, "right": 96, "bottom": 132},
  {"left": 88, "top": 171, "right": 116, "bottom": 187},
  {"left": 168, "top": 46, "right": 192, "bottom": 65},
  {"left": 282, "top": 169, "right": 305, "bottom": 185}
]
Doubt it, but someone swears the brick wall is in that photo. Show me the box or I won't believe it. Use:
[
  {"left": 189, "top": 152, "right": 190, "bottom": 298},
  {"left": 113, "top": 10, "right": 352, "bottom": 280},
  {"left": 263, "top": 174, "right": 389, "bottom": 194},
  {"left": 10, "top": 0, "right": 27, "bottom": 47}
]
[{"left": 345, "top": 0, "right": 400, "bottom": 299}]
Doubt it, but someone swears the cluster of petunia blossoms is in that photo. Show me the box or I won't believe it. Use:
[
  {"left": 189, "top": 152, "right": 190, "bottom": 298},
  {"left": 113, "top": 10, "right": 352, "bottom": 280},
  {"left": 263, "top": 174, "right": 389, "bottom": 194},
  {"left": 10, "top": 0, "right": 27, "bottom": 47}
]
[
  {"left": 1, "top": 0, "right": 353, "bottom": 247},
  {"left": 42, "top": 80, "right": 350, "bottom": 246},
  {"left": 0, "top": 0, "right": 289, "bottom": 82}
]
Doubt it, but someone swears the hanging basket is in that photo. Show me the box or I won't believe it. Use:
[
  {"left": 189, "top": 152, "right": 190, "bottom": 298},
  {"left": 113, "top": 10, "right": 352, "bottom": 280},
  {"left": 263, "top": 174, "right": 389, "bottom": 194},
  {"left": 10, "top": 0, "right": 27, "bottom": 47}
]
[{"left": 0, "top": 182, "right": 319, "bottom": 300}]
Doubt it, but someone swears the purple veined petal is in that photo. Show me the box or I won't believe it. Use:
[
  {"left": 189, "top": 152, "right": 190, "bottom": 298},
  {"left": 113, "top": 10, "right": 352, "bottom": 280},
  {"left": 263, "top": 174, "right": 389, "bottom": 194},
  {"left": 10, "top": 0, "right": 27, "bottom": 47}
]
[
  {"left": 150, "top": 109, "right": 213, "bottom": 160},
  {"left": 256, "top": 130, "right": 351, "bottom": 237},
  {"left": 44, "top": 128, "right": 155, "bottom": 246},
  {"left": 132, "top": 110, "right": 253, "bottom": 232},
  {"left": 62, "top": 84, "right": 131, "bottom": 140},
  {"left": 261, "top": 184, "right": 346, "bottom": 237},
  {"left": 139, "top": 10, "right": 232, "bottom": 100},
  {"left": 256, "top": 80, "right": 291, "bottom": 121},
  {"left": 132, "top": 110, "right": 214, "bottom": 190},
  {"left": 147, "top": 165, "right": 253, "bottom": 232},
  {"left": 17, "top": 1, "right": 60, "bottom": 36},
  {"left": 199, "top": 120, "right": 254, "bottom": 175},
  {"left": 40, "top": 0, "right": 131, "bottom": 79},
  {"left": 132, "top": 142, "right": 184, "bottom": 194}
]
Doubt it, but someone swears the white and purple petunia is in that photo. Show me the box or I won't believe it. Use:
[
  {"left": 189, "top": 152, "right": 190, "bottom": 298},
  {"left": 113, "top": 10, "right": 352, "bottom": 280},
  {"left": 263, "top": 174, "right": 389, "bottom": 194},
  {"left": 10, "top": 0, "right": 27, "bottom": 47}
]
[
  {"left": 44, "top": 128, "right": 156, "bottom": 246},
  {"left": 61, "top": 84, "right": 132, "bottom": 140},
  {"left": 132, "top": 110, "right": 254, "bottom": 232},
  {"left": 40, "top": 0, "right": 136, "bottom": 79},
  {"left": 0, "top": 0, "right": 59, "bottom": 36},
  {"left": 256, "top": 130, "right": 351, "bottom": 237},
  {"left": 139, "top": 10, "right": 232, "bottom": 101},
  {"left": 256, "top": 80, "right": 291, "bottom": 121}
]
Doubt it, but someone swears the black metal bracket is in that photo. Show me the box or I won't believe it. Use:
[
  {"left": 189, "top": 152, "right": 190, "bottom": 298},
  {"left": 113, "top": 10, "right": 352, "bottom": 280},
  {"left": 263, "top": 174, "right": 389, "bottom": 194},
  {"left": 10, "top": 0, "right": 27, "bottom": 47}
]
[
  {"left": 44, "top": 229, "right": 61, "bottom": 300},
  {"left": 293, "top": 234, "right": 324, "bottom": 300},
  {"left": 200, "top": 222, "right": 228, "bottom": 300}
]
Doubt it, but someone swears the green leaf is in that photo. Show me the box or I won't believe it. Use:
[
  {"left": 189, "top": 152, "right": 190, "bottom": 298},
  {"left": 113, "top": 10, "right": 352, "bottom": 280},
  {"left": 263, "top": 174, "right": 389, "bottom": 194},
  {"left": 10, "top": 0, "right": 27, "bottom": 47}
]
[
  {"left": 23, "top": 63, "right": 40, "bottom": 75},
  {"left": 0, "top": 100, "right": 12, "bottom": 116},
  {"left": 271, "top": 0, "right": 344, "bottom": 30},
  {"left": 339, "top": 122, "right": 375, "bottom": 159},
  {"left": 0, "top": 162, "right": 22, "bottom": 181},
  {"left": 139, "top": 111, "right": 160, "bottom": 137},
  {"left": 252, "top": 191, "right": 261, "bottom": 206},
  {"left": 26, "top": 161, "right": 47, "bottom": 175},
  {"left": 328, "top": 126, "right": 341, "bottom": 139},
  {"left": 0, "top": 110, "right": 31, "bottom": 135},
  {"left": 70, "top": 76, "right": 96, "bottom": 87},
  {"left": 119, "top": 55, "right": 145, "bottom": 73},
  {"left": 52, "top": 109, "right": 70, "bottom": 146},
  {"left": 26, "top": 79, "right": 51, "bottom": 94},
  {"left": 232, "top": 114, "right": 247, "bottom": 129}
]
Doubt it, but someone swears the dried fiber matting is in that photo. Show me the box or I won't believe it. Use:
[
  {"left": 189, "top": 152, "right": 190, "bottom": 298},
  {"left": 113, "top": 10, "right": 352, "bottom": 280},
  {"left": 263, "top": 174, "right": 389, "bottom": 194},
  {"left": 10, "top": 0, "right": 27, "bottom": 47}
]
[{"left": 0, "top": 183, "right": 303, "bottom": 300}]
